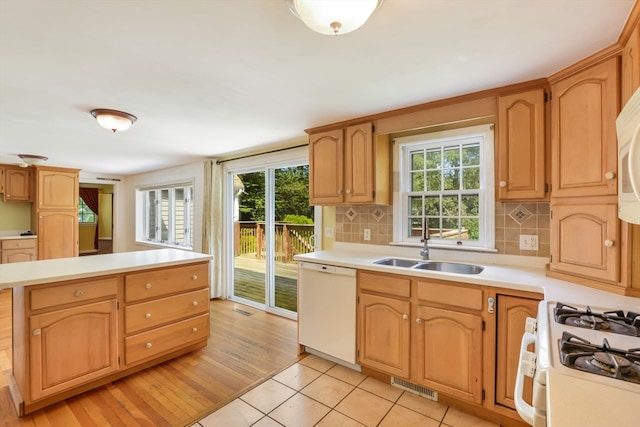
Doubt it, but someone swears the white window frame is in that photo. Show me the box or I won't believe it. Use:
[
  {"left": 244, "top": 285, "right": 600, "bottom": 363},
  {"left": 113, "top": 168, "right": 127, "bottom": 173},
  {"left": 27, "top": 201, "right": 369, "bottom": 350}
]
[
  {"left": 392, "top": 124, "right": 495, "bottom": 251},
  {"left": 137, "top": 184, "right": 193, "bottom": 249}
]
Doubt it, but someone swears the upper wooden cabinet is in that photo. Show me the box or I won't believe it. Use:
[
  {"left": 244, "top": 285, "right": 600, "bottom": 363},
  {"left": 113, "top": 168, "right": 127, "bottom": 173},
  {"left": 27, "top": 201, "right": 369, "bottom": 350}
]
[
  {"left": 3, "top": 166, "right": 32, "bottom": 202},
  {"left": 35, "top": 166, "right": 79, "bottom": 210},
  {"left": 309, "top": 122, "right": 390, "bottom": 205},
  {"left": 496, "top": 88, "right": 547, "bottom": 201},
  {"left": 550, "top": 57, "right": 619, "bottom": 198},
  {"left": 621, "top": 20, "right": 640, "bottom": 104}
]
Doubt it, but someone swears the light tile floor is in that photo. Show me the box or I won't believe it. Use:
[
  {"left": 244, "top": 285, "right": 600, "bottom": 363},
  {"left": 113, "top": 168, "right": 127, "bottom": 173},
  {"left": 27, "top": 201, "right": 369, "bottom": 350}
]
[{"left": 194, "top": 355, "right": 499, "bottom": 427}]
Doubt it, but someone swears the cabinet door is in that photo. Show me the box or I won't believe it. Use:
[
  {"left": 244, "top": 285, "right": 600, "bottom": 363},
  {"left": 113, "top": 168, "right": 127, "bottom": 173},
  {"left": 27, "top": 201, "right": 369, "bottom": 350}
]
[
  {"left": 550, "top": 203, "right": 620, "bottom": 282},
  {"left": 551, "top": 58, "right": 619, "bottom": 197},
  {"left": 37, "top": 168, "right": 78, "bottom": 209},
  {"left": 415, "top": 305, "right": 483, "bottom": 404},
  {"left": 29, "top": 299, "right": 118, "bottom": 401},
  {"left": 309, "top": 129, "right": 344, "bottom": 204},
  {"left": 358, "top": 293, "right": 410, "bottom": 378},
  {"left": 38, "top": 211, "right": 78, "bottom": 259},
  {"left": 621, "top": 22, "right": 640, "bottom": 104},
  {"left": 345, "top": 123, "right": 374, "bottom": 204},
  {"left": 495, "top": 295, "right": 540, "bottom": 410},
  {"left": 497, "top": 89, "right": 546, "bottom": 200},
  {"left": 2, "top": 249, "right": 36, "bottom": 263},
  {"left": 4, "top": 167, "right": 31, "bottom": 201}
]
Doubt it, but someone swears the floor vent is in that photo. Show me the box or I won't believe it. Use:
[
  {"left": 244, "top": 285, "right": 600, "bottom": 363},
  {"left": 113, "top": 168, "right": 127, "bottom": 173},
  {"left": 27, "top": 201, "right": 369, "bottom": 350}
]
[
  {"left": 233, "top": 308, "right": 253, "bottom": 316},
  {"left": 391, "top": 377, "right": 438, "bottom": 401}
]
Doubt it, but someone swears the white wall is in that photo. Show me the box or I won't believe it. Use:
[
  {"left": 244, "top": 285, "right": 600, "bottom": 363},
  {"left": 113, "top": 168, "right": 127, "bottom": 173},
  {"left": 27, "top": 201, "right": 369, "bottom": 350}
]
[{"left": 119, "top": 161, "right": 205, "bottom": 253}]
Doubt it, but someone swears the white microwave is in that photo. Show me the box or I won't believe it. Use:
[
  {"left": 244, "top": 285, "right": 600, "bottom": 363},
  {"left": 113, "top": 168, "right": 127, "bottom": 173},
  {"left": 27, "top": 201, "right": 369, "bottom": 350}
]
[{"left": 616, "top": 87, "right": 640, "bottom": 224}]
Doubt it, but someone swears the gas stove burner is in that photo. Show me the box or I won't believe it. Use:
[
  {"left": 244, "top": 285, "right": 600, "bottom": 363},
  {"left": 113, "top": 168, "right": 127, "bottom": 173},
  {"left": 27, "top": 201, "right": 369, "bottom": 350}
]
[
  {"left": 554, "top": 302, "right": 640, "bottom": 337},
  {"left": 558, "top": 332, "right": 640, "bottom": 384}
]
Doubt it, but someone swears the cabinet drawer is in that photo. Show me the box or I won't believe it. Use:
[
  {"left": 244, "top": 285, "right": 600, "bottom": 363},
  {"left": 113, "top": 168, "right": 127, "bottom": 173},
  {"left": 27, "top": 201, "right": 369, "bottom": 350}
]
[
  {"left": 125, "top": 289, "right": 209, "bottom": 334},
  {"left": 125, "top": 262, "right": 208, "bottom": 302},
  {"left": 1, "top": 238, "right": 36, "bottom": 250},
  {"left": 124, "top": 313, "right": 209, "bottom": 365},
  {"left": 358, "top": 271, "right": 410, "bottom": 298},
  {"left": 416, "top": 280, "right": 483, "bottom": 310},
  {"left": 30, "top": 277, "right": 118, "bottom": 311}
]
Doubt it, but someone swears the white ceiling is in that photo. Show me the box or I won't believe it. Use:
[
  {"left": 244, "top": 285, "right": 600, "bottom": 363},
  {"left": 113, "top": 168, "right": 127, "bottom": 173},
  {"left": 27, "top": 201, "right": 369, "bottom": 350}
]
[{"left": 0, "top": 0, "right": 635, "bottom": 176}]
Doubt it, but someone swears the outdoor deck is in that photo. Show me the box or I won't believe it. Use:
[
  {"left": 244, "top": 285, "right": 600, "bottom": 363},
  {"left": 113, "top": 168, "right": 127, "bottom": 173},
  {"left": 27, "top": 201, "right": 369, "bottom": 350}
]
[{"left": 233, "top": 255, "right": 298, "bottom": 312}]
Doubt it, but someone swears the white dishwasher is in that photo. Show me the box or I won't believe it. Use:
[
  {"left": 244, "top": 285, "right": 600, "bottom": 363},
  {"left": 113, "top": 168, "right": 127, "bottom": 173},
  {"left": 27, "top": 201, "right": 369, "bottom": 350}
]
[{"left": 298, "top": 261, "right": 357, "bottom": 366}]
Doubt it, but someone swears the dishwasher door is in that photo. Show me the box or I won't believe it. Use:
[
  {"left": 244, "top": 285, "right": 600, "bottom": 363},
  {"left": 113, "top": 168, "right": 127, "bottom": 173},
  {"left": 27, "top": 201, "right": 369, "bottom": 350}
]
[{"left": 298, "top": 262, "right": 357, "bottom": 365}]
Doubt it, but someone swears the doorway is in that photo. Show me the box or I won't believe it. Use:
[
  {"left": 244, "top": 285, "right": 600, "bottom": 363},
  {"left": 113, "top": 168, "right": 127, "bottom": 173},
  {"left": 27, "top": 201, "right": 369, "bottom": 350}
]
[
  {"left": 78, "top": 183, "right": 114, "bottom": 255},
  {"left": 227, "top": 164, "right": 315, "bottom": 319}
]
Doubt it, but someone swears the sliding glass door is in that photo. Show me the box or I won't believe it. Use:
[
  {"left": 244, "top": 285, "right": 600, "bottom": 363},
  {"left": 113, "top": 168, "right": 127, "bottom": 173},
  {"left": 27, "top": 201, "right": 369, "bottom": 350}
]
[{"left": 227, "top": 161, "right": 314, "bottom": 318}]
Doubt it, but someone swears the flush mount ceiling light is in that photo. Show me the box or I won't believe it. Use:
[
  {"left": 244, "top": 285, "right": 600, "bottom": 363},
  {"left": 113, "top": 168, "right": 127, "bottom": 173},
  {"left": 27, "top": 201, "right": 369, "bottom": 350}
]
[
  {"left": 18, "top": 154, "right": 48, "bottom": 166},
  {"left": 287, "top": 0, "right": 384, "bottom": 35},
  {"left": 90, "top": 109, "right": 137, "bottom": 133}
]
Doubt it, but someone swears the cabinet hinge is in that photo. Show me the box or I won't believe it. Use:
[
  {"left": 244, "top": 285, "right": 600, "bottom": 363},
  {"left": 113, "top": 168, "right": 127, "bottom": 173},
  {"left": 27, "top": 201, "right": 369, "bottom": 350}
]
[
  {"left": 490, "top": 124, "right": 495, "bottom": 131},
  {"left": 544, "top": 182, "right": 550, "bottom": 193},
  {"left": 372, "top": 124, "right": 375, "bottom": 133},
  {"left": 544, "top": 92, "right": 551, "bottom": 102},
  {"left": 117, "top": 356, "right": 120, "bottom": 366},
  {"left": 482, "top": 389, "right": 486, "bottom": 400},
  {"left": 117, "top": 301, "right": 120, "bottom": 310},
  {"left": 482, "top": 320, "right": 486, "bottom": 331},
  {"left": 357, "top": 296, "right": 359, "bottom": 304}
]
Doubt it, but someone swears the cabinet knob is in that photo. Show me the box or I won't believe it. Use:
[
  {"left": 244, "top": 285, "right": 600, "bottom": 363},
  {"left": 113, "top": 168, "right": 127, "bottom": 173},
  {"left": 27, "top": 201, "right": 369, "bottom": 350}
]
[
  {"left": 499, "top": 181, "right": 507, "bottom": 188},
  {"left": 75, "top": 289, "right": 84, "bottom": 297},
  {"left": 145, "top": 313, "right": 152, "bottom": 319},
  {"left": 145, "top": 342, "right": 152, "bottom": 349},
  {"left": 402, "top": 313, "right": 408, "bottom": 320},
  {"left": 192, "top": 275, "right": 198, "bottom": 280},
  {"left": 145, "top": 283, "right": 152, "bottom": 289},
  {"left": 416, "top": 318, "right": 423, "bottom": 324},
  {"left": 337, "top": 189, "right": 342, "bottom": 195},
  {"left": 33, "top": 328, "right": 41, "bottom": 336},
  {"left": 192, "top": 327, "right": 198, "bottom": 333},
  {"left": 604, "top": 171, "right": 615, "bottom": 180},
  {"left": 192, "top": 301, "right": 198, "bottom": 307},
  {"left": 17, "top": 242, "right": 22, "bottom": 247},
  {"left": 346, "top": 189, "right": 351, "bottom": 194},
  {"left": 604, "top": 239, "right": 614, "bottom": 248}
]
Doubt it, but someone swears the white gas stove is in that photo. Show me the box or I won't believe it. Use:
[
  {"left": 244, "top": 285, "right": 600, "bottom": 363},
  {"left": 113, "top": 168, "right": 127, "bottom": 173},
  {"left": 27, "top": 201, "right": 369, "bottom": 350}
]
[{"left": 516, "top": 300, "right": 640, "bottom": 427}]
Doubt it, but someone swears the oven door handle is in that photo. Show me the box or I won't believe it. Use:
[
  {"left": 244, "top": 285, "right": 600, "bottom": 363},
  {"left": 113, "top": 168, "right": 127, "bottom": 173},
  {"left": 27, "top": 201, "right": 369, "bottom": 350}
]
[{"left": 515, "top": 331, "right": 537, "bottom": 425}]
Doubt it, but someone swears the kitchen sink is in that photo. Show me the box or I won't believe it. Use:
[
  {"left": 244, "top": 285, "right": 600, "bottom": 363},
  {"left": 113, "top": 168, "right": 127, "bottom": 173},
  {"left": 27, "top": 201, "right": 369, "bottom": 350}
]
[
  {"left": 373, "top": 258, "right": 422, "bottom": 268},
  {"left": 414, "top": 261, "right": 484, "bottom": 275},
  {"left": 373, "top": 258, "right": 484, "bottom": 274}
]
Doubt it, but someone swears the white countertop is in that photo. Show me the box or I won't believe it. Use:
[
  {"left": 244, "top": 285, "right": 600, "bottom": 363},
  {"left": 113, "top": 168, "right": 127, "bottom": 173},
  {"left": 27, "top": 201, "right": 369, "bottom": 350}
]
[
  {"left": 0, "top": 249, "right": 212, "bottom": 288},
  {"left": 295, "top": 243, "right": 640, "bottom": 310}
]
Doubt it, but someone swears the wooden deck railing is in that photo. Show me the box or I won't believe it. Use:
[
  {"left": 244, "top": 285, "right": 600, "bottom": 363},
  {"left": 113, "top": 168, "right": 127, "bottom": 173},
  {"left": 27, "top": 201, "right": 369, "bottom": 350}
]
[{"left": 234, "top": 222, "right": 314, "bottom": 262}]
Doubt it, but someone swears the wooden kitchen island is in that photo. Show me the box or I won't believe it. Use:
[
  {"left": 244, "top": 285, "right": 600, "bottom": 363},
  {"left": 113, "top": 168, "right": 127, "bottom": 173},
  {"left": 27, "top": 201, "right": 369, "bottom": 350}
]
[{"left": 0, "top": 249, "right": 212, "bottom": 416}]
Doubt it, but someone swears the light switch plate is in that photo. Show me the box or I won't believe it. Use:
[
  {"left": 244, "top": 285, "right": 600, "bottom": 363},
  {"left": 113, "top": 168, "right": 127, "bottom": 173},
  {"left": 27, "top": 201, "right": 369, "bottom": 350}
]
[
  {"left": 519, "top": 235, "right": 538, "bottom": 251},
  {"left": 324, "top": 227, "right": 334, "bottom": 238},
  {"left": 364, "top": 229, "right": 371, "bottom": 241}
]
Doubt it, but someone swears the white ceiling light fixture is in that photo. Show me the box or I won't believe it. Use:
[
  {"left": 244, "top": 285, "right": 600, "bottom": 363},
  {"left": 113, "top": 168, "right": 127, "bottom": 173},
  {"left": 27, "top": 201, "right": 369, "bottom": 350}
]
[
  {"left": 90, "top": 109, "right": 137, "bottom": 133},
  {"left": 287, "top": 0, "right": 384, "bottom": 35},
  {"left": 18, "top": 154, "right": 48, "bottom": 166}
]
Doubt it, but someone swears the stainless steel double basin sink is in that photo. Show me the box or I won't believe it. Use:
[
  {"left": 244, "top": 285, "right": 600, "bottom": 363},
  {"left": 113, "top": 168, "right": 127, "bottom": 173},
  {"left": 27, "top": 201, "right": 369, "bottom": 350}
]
[{"left": 373, "top": 258, "right": 484, "bottom": 275}]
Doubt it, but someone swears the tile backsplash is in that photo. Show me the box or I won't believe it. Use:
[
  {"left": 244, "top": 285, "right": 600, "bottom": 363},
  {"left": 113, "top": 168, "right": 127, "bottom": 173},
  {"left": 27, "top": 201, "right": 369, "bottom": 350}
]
[{"left": 335, "top": 202, "right": 550, "bottom": 257}]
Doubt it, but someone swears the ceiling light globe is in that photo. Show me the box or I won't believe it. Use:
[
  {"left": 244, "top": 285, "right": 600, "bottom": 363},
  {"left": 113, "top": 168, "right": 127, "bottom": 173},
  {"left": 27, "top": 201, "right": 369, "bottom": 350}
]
[
  {"left": 289, "top": 0, "right": 381, "bottom": 35},
  {"left": 90, "top": 109, "right": 137, "bottom": 132}
]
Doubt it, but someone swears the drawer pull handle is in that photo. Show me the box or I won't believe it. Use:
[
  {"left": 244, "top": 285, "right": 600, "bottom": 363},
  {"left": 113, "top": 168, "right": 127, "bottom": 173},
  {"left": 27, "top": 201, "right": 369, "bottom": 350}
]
[
  {"left": 192, "top": 301, "right": 198, "bottom": 307},
  {"left": 499, "top": 180, "right": 507, "bottom": 188},
  {"left": 145, "top": 313, "right": 152, "bottom": 319},
  {"left": 192, "top": 275, "right": 198, "bottom": 280},
  {"left": 604, "top": 239, "right": 614, "bottom": 248},
  {"left": 145, "top": 342, "right": 152, "bottom": 349},
  {"left": 604, "top": 171, "right": 615, "bottom": 180},
  {"left": 75, "top": 290, "right": 84, "bottom": 297},
  {"left": 416, "top": 318, "right": 423, "bottom": 324},
  {"left": 145, "top": 283, "right": 151, "bottom": 289},
  {"left": 192, "top": 327, "right": 198, "bottom": 333},
  {"left": 402, "top": 314, "right": 408, "bottom": 320},
  {"left": 33, "top": 328, "right": 41, "bottom": 336}
]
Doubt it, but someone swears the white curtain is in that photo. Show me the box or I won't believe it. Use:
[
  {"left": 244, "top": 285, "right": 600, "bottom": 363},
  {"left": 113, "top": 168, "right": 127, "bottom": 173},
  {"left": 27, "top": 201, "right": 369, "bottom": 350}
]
[{"left": 202, "top": 160, "right": 226, "bottom": 299}]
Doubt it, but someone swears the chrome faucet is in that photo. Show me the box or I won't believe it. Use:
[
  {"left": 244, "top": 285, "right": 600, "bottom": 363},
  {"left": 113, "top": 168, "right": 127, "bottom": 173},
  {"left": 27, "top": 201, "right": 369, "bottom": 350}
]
[{"left": 420, "top": 218, "right": 430, "bottom": 260}]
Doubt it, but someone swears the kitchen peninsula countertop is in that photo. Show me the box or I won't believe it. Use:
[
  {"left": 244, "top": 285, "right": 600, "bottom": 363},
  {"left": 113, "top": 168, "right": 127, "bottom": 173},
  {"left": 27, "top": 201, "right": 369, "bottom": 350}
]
[
  {"left": 0, "top": 248, "right": 212, "bottom": 289},
  {"left": 295, "top": 243, "right": 640, "bottom": 310}
]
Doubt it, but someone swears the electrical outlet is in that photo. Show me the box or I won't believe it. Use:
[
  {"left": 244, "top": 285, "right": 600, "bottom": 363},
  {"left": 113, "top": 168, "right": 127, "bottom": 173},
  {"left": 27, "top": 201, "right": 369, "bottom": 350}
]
[
  {"left": 324, "top": 227, "right": 334, "bottom": 238},
  {"left": 519, "top": 235, "right": 538, "bottom": 251},
  {"left": 364, "top": 229, "right": 371, "bottom": 241}
]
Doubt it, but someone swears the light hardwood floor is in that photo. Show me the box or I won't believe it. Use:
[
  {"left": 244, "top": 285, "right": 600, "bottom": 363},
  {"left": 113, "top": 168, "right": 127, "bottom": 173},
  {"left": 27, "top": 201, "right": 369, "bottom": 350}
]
[{"left": 0, "top": 289, "right": 299, "bottom": 427}]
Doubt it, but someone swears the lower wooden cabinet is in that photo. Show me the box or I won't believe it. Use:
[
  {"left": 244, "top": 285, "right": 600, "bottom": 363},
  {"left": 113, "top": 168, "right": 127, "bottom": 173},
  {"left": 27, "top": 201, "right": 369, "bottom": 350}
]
[
  {"left": 1, "top": 238, "right": 37, "bottom": 263},
  {"left": 495, "top": 294, "right": 540, "bottom": 410},
  {"left": 415, "top": 305, "right": 483, "bottom": 404},
  {"left": 29, "top": 299, "right": 118, "bottom": 401}
]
